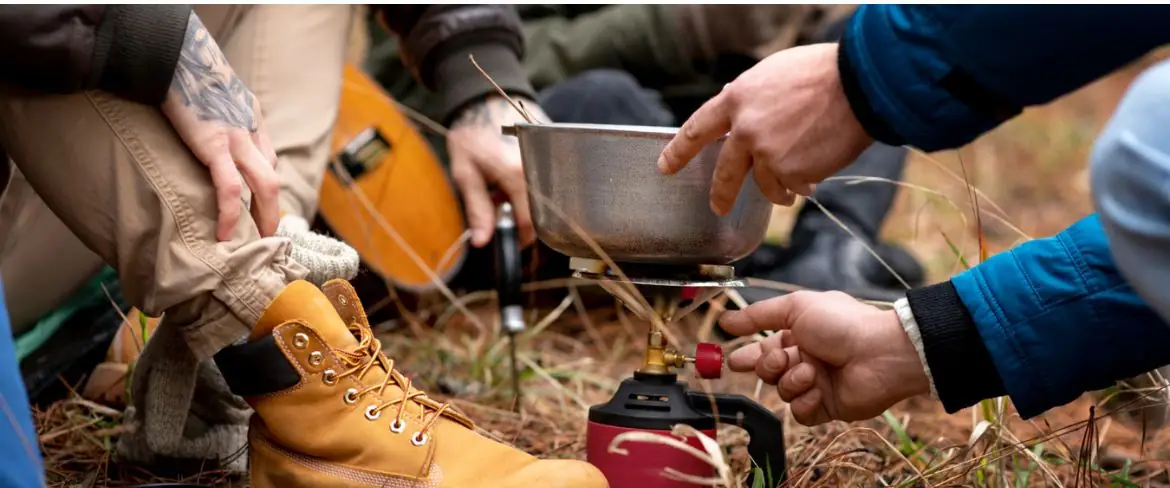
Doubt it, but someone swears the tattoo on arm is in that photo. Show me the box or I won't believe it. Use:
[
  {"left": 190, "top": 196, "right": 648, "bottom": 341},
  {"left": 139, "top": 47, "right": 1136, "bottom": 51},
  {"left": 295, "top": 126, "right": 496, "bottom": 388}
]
[
  {"left": 169, "top": 11, "right": 258, "bottom": 132},
  {"left": 454, "top": 96, "right": 548, "bottom": 144}
]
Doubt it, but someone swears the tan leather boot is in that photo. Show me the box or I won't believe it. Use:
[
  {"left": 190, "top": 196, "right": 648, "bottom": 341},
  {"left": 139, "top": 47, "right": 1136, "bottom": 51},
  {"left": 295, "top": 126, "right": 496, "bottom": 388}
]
[{"left": 214, "top": 279, "right": 608, "bottom": 488}]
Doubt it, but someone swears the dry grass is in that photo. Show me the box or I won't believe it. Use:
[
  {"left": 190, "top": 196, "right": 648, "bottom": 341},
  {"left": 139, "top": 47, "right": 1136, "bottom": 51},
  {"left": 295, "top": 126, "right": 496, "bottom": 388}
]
[{"left": 33, "top": 51, "right": 1170, "bottom": 487}]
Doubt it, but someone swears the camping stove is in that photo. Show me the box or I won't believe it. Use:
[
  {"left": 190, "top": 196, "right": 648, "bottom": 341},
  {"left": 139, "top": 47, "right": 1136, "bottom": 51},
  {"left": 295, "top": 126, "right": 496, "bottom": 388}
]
[
  {"left": 570, "top": 257, "right": 731, "bottom": 377},
  {"left": 569, "top": 257, "right": 787, "bottom": 488},
  {"left": 569, "top": 256, "right": 744, "bottom": 289},
  {"left": 503, "top": 120, "right": 784, "bottom": 485}
]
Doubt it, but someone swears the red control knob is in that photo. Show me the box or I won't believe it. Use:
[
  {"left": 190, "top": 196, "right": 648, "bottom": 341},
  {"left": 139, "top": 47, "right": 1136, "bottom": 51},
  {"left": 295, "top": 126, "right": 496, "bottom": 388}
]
[{"left": 693, "top": 342, "right": 724, "bottom": 379}]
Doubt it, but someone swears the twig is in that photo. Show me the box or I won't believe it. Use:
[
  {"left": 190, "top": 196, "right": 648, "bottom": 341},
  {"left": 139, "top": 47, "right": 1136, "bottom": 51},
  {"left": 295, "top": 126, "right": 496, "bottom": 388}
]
[{"left": 469, "top": 54, "right": 536, "bottom": 123}]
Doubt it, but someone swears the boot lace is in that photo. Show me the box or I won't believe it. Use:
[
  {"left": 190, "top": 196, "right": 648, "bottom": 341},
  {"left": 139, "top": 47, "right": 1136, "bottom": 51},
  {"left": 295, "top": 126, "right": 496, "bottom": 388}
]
[{"left": 332, "top": 323, "right": 451, "bottom": 445}]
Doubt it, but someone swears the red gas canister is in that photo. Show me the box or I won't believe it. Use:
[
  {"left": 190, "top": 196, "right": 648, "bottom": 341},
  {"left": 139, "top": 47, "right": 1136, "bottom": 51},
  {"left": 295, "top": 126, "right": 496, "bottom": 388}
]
[
  {"left": 586, "top": 372, "right": 720, "bottom": 488},
  {"left": 585, "top": 372, "right": 787, "bottom": 488}
]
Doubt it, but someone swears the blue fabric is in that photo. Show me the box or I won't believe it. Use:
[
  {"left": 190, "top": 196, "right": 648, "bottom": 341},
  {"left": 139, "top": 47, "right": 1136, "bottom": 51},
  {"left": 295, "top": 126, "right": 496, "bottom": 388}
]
[
  {"left": 842, "top": 5, "right": 1170, "bottom": 151},
  {"left": 842, "top": 4, "right": 1170, "bottom": 417},
  {"left": 1091, "top": 60, "right": 1170, "bottom": 328},
  {"left": 0, "top": 279, "right": 46, "bottom": 487},
  {"left": 950, "top": 215, "right": 1170, "bottom": 418}
]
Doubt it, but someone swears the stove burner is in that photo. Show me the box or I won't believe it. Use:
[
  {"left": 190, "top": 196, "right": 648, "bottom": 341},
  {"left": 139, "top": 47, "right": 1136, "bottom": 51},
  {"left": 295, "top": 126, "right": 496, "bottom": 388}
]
[{"left": 568, "top": 257, "right": 745, "bottom": 288}]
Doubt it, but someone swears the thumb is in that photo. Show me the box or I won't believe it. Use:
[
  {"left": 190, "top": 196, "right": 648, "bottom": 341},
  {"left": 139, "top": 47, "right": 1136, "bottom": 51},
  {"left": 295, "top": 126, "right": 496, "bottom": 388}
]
[
  {"left": 484, "top": 157, "right": 535, "bottom": 247},
  {"left": 718, "top": 291, "right": 815, "bottom": 337}
]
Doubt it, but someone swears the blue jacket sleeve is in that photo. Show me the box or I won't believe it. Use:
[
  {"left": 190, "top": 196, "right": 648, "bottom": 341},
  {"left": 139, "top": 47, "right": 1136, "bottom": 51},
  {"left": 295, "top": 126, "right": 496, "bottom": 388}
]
[
  {"left": 839, "top": 5, "right": 1170, "bottom": 152},
  {"left": 950, "top": 214, "right": 1170, "bottom": 418}
]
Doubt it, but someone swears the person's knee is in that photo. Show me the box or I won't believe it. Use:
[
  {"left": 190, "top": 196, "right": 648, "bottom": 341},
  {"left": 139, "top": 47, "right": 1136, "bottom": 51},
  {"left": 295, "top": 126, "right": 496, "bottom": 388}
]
[
  {"left": 562, "top": 69, "right": 643, "bottom": 94},
  {"left": 1090, "top": 59, "right": 1170, "bottom": 322},
  {"left": 538, "top": 69, "right": 675, "bottom": 126},
  {"left": 1095, "top": 60, "right": 1170, "bottom": 153},
  {"left": 1090, "top": 60, "right": 1170, "bottom": 211}
]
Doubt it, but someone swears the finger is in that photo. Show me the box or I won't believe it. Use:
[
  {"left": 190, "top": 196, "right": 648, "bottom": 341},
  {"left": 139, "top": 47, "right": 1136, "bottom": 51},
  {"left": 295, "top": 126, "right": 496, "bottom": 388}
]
[
  {"left": 248, "top": 105, "right": 278, "bottom": 168},
  {"left": 659, "top": 90, "right": 732, "bottom": 175},
  {"left": 207, "top": 155, "right": 243, "bottom": 241},
  {"left": 493, "top": 161, "right": 535, "bottom": 247},
  {"left": 775, "top": 174, "right": 816, "bottom": 200},
  {"left": 778, "top": 361, "right": 817, "bottom": 401},
  {"left": 728, "top": 329, "right": 790, "bottom": 372},
  {"left": 234, "top": 141, "right": 281, "bottom": 237},
  {"left": 251, "top": 130, "right": 278, "bottom": 169},
  {"left": 757, "top": 345, "right": 801, "bottom": 387},
  {"left": 751, "top": 164, "right": 796, "bottom": 206},
  {"left": 511, "top": 191, "right": 536, "bottom": 248},
  {"left": 727, "top": 342, "right": 762, "bottom": 372},
  {"left": 752, "top": 330, "right": 783, "bottom": 367},
  {"left": 718, "top": 291, "right": 814, "bottom": 336},
  {"left": 453, "top": 163, "right": 495, "bottom": 247},
  {"left": 708, "top": 133, "right": 753, "bottom": 216},
  {"left": 789, "top": 387, "right": 829, "bottom": 426},
  {"left": 789, "top": 182, "right": 816, "bottom": 198},
  {"left": 779, "top": 330, "right": 796, "bottom": 349}
]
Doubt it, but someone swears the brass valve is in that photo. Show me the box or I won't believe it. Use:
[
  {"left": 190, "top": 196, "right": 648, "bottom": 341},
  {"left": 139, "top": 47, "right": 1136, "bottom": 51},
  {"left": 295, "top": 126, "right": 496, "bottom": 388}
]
[
  {"left": 637, "top": 330, "right": 724, "bottom": 379},
  {"left": 637, "top": 330, "right": 675, "bottom": 375}
]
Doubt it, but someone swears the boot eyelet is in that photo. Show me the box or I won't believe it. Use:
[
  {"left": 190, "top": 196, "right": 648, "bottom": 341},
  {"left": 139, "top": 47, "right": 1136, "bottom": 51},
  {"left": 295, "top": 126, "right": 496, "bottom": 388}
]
[
  {"left": 411, "top": 432, "right": 429, "bottom": 447},
  {"left": 322, "top": 369, "right": 337, "bottom": 386},
  {"left": 293, "top": 333, "right": 309, "bottom": 349},
  {"left": 390, "top": 419, "right": 406, "bottom": 433},
  {"left": 365, "top": 405, "right": 382, "bottom": 421},
  {"left": 343, "top": 388, "right": 359, "bottom": 405},
  {"left": 309, "top": 351, "right": 324, "bottom": 366}
]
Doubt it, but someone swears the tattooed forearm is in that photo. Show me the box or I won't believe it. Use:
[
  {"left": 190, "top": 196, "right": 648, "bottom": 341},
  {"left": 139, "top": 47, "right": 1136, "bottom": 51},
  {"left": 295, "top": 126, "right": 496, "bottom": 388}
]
[
  {"left": 169, "top": 11, "right": 258, "bottom": 132},
  {"left": 455, "top": 97, "right": 511, "bottom": 128},
  {"left": 454, "top": 96, "right": 549, "bottom": 143}
]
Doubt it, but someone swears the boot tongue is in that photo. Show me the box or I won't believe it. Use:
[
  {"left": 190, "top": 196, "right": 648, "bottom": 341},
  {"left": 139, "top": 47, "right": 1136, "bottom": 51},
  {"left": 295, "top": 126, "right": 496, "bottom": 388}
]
[{"left": 250, "top": 280, "right": 359, "bottom": 349}]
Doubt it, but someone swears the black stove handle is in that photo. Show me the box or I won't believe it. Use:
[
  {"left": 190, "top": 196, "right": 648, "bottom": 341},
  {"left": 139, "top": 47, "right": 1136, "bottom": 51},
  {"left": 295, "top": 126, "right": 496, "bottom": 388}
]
[
  {"left": 686, "top": 390, "right": 787, "bottom": 486},
  {"left": 494, "top": 203, "right": 523, "bottom": 314}
]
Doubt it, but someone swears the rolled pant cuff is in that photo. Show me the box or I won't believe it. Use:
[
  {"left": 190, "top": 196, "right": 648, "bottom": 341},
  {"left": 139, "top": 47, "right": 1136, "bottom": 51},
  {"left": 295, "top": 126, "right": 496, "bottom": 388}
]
[
  {"left": 184, "top": 238, "right": 308, "bottom": 361},
  {"left": 181, "top": 302, "right": 251, "bottom": 361}
]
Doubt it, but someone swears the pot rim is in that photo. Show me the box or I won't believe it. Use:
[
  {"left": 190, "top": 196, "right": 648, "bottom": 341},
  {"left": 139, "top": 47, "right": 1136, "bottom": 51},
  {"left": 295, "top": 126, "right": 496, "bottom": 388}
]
[{"left": 504, "top": 122, "right": 729, "bottom": 142}]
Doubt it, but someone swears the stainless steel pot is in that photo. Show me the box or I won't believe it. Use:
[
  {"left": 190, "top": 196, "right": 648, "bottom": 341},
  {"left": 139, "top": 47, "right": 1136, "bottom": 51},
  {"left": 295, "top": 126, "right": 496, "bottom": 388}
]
[{"left": 504, "top": 123, "right": 773, "bottom": 266}]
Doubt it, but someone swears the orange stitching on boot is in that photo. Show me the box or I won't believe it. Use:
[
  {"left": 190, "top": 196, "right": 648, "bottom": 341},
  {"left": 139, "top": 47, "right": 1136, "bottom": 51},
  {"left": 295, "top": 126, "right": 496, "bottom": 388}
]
[{"left": 333, "top": 321, "right": 453, "bottom": 442}]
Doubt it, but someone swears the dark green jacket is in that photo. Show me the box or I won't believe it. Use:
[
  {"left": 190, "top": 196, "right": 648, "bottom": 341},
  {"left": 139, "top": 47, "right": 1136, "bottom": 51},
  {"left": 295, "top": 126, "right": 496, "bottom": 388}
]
[
  {"left": 365, "top": 5, "right": 721, "bottom": 125},
  {"left": 365, "top": 5, "right": 853, "bottom": 126}
]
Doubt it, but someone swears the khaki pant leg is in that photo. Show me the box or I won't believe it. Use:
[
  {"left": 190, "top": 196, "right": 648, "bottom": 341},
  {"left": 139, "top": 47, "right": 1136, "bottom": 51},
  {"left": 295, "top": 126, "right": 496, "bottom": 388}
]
[
  {"left": 195, "top": 4, "right": 354, "bottom": 221},
  {"left": 0, "top": 87, "right": 307, "bottom": 360},
  {"left": 0, "top": 7, "right": 352, "bottom": 467},
  {"left": 0, "top": 167, "right": 104, "bottom": 336},
  {"left": 0, "top": 5, "right": 351, "bottom": 338}
]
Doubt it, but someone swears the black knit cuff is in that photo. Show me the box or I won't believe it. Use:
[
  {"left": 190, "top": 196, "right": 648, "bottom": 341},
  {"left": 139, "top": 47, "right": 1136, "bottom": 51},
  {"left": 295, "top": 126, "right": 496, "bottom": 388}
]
[
  {"left": 94, "top": 5, "right": 190, "bottom": 106},
  {"left": 906, "top": 281, "right": 1006, "bottom": 413},
  {"left": 836, "top": 34, "right": 907, "bottom": 148},
  {"left": 434, "top": 43, "right": 537, "bottom": 126}
]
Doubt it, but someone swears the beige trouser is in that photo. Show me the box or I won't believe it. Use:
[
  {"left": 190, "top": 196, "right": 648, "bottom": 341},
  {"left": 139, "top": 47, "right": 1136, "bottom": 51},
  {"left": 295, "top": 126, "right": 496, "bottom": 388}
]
[{"left": 0, "top": 5, "right": 353, "bottom": 354}]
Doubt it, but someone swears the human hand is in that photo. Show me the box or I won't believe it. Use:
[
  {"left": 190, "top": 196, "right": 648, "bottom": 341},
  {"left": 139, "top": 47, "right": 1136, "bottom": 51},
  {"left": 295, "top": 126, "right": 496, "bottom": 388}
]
[
  {"left": 658, "top": 43, "right": 873, "bottom": 216},
  {"left": 162, "top": 11, "right": 280, "bottom": 241},
  {"left": 723, "top": 291, "right": 929, "bottom": 426},
  {"left": 448, "top": 96, "right": 549, "bottom": 248}
]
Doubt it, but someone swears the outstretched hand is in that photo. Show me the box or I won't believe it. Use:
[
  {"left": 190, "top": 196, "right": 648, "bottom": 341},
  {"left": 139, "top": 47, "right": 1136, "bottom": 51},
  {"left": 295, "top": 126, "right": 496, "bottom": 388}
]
[
  {"left": 723, "top": 291, "right": 930, "bottom": 426},
  {"left": 657, "top": 43, "right": 873, "bottom": 216}
]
